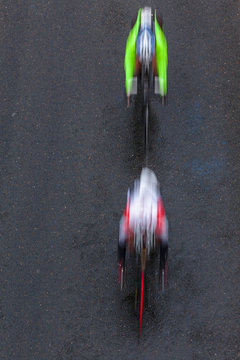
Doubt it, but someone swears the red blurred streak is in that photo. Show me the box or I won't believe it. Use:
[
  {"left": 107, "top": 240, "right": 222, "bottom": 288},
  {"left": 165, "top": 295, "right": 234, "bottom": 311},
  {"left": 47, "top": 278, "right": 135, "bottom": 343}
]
[{"left": 139, "top": 269, "right": 144, "bottom": 336}]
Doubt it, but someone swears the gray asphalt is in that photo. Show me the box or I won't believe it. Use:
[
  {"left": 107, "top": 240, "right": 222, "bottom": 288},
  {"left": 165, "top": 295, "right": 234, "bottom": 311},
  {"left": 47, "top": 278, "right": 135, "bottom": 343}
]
[{"left": 1, "top": 1, "right": 239, "bottom": 359}]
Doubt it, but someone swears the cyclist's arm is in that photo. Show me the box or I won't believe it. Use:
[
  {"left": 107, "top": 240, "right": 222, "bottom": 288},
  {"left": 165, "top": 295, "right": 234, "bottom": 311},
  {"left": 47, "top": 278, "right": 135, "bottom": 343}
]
[
  {"left": 154, "top": 10, "right": 168, "bottom": 96},
  {"left": 156, "top": 198, "right": 168, "bottom": 244},
  {"left": 124, "top": 9, "right": 142, "bottom": 95}
]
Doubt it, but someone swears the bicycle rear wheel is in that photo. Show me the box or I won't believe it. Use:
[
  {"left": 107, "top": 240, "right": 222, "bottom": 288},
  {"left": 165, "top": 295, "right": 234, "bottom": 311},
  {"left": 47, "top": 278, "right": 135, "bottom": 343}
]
[
  {"left": 134, "top": 265, "right": 145, "bottom": 337},
  {"left": 144, "top": 103, "right": 149, "bottom": 153}
]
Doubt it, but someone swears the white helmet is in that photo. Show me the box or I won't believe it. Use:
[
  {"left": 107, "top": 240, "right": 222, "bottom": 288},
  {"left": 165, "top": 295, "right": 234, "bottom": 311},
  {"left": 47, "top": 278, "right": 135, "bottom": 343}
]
[
  {"left": 141, "top": 7, "right": 152, "bottom": 29},
  {"left": 139, "top": 167, "right": 159, "bottom": 202}
]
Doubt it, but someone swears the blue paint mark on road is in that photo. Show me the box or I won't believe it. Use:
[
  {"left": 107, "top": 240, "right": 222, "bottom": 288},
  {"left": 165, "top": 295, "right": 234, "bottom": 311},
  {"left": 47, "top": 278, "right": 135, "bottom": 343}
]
[
  {"left": 187, "top": 101, "right": 204, "bottom": 135},
  {"left": 185, "top": 157, "right": 226, "bottom": 179}
]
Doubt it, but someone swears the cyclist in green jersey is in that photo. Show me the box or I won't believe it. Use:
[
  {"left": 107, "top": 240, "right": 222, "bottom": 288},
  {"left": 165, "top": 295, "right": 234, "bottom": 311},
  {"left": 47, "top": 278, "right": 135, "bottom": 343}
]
[{"left": 124, "top": 7, "right": 168, "bottom": 106}]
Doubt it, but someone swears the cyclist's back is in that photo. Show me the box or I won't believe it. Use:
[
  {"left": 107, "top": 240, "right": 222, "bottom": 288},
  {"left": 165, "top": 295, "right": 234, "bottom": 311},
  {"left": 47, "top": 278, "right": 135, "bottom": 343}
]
[
  {"left": 124, "top": 7, "right": 168, "bottom": 105},
  {"left": 129, "top": 168, "right": 158, "bottom": 231},
  {"left": 118, "top": 168, "right": 168, "bottom": 266}
]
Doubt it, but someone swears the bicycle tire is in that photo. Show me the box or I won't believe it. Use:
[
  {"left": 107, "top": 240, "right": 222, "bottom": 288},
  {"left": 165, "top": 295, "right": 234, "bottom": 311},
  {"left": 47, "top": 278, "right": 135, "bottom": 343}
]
[
  {"left": 134, "top": 264, "right": 145, "bottom": 337},
  {"left": 145, "top": 103, "right": 149, "bottom": 153},
  {"left": 142, "top": 69, "right": 149, "bottom": 157},
  {"left": 134, "top": 264, "right": 141, "bottom": 318}
]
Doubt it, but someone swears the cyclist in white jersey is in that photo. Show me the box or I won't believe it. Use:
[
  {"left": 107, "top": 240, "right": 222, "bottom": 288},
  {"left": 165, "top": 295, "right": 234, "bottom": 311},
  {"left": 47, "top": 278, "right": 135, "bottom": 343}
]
[{"left": 118, "top": 168, "right": 168, "bottom": 274}]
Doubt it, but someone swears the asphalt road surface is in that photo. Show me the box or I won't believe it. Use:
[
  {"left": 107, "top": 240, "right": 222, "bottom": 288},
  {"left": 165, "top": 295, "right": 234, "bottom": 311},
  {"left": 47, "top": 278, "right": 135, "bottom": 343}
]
[{"left": 1, "top": 1, "right": 239, "bottom": 359}]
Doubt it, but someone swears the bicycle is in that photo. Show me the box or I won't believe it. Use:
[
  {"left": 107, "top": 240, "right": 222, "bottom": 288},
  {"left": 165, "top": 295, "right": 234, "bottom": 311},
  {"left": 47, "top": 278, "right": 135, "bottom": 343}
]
[
  {"left": 134, "top": 229, "right": 150, "bottom": 337},
  {"left": 119, "top": 227, "right": 167, "bottom": 337},
  {"left": 141, "top": 61, "right": 151, "bottom": 156}
]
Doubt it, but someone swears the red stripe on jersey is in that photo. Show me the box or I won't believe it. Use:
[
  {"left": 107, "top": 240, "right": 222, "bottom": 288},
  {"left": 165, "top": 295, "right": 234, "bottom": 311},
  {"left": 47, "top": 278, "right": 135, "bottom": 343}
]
[
  {"left": 157, "top": 198, "right": 165, "bottom": 234},
  {"left": 123, "top": 199, "right": 130, "bottom": 233}
]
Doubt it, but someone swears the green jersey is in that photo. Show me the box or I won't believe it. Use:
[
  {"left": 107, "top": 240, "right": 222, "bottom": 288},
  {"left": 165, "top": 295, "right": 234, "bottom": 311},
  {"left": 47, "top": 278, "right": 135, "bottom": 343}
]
[{"left": 124, "top": 9, "right": 168, "bottom": 96}]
